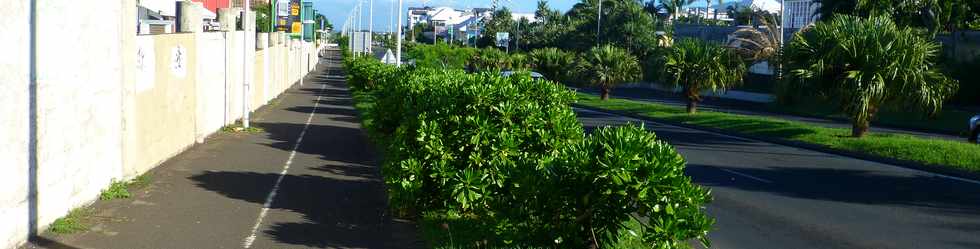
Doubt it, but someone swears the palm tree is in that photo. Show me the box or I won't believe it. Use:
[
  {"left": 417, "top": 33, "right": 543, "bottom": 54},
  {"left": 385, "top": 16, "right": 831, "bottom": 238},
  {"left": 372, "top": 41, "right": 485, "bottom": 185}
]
[
  {"left": 659, "top": 0, "right": 687, "bottom": 24},
  {"left": 529, "top": 47, "right": 577, "bottom": 83},
  {"left": 662, "top": 38, "right": 746, "bottom": 114},
  {"left": 469, "top": 48, "right": 510, "bottom": 72},
  {"left": 727, "top": 12, "right": 782, "bottom": 78},
  {"left": 579, "top": 45, "right": 641, "bottom": 100},
  {"left": 782, "top": 15, "right": 958, "bottom": 137}
]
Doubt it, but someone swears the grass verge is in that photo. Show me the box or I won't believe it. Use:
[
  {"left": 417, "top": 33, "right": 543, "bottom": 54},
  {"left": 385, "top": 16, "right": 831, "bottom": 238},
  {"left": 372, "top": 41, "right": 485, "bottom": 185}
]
[
  {"left": 576, "top": 92, "right": 980, "bottom": 172},
  {"left": 221, "top": 122, "right": 265, "bottom": 133},
  {"left": 49, "top": 208, "right": 91, "bottom": 234},
  {"left": 99, "top": 180, "right": 132, "bottom": 200}
]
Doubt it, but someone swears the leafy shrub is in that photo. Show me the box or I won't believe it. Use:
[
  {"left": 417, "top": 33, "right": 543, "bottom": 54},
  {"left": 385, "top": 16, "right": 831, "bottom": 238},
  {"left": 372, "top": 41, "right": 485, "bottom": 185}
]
[{"left": 346, "top": 55, "right": 711, "bottom": 248}]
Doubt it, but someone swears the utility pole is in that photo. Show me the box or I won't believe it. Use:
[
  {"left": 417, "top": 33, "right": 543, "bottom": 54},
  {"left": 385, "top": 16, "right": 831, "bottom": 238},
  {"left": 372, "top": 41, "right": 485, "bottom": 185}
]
[
  {"left": 396, "top": 0, "right": 403, "bottom": 67},
  {"left": 243, "top": 0, "right": 251, "bottom": 128}
]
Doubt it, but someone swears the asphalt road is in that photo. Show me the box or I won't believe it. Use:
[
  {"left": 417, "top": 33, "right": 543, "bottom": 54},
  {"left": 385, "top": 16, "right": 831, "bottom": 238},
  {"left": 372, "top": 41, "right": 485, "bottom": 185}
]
[
  {"left": 26, "top": 51, "right": 422, "bottom": 249},
  {"left": 575, "top": 87, "right": 965, "bottom": 140},
  {"left": 576, "top": 107, "right": 980, "bottom": 249}
]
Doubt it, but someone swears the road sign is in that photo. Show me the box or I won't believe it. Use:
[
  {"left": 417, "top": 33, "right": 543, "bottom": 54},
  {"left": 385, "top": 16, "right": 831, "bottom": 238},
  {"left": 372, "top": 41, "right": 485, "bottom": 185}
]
[{"left": 495, "top": 32, "right": 509, "bottom": 48}]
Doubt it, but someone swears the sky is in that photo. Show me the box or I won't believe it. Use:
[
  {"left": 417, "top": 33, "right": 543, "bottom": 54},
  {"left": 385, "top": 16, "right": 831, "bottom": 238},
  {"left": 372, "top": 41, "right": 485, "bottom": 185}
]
[{"left": 311, "top": 0, "right": 731, "bottom": 32}]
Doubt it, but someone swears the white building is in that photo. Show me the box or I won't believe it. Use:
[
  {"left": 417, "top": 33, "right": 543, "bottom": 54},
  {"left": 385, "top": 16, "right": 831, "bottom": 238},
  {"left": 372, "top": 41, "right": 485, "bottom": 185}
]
[
  {"left": 784, "top": 0, "right": 820, "bottom": 29},
  {"left": 716, "top": 0, "right": 820, "bottom": 28}
]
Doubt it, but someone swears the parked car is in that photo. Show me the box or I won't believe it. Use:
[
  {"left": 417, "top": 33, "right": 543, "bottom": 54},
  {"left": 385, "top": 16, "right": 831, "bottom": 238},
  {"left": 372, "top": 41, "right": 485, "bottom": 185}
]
[
  {"left": 500, "top": 71, "right": 545, "bottom": 80},
  {"left": 971, "top": 115, "right": 979, "bottom": 144}
]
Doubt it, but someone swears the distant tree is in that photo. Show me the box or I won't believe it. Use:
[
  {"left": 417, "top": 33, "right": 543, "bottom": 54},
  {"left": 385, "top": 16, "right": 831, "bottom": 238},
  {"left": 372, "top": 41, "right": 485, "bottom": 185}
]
[
  {"left": 579, "top": 45, "right": 641, "bottom": 100},
  {"left": 253, "top": 3, "right": 273, "bottom": 32},
  {"left": 661, "top": 38, "right": 746, "bottom": 114},
  {"left": 782, "top": 15, "right": 958, "bottom": 137},
  {"left": 477, "top": 8, "right": 515, "bottom": 48},
  {"left": 529, "top": 47, "right": 577, "bottom": 83},
  {"left": 727, "top": 12, "right": 781, "bottom": 77},
  {"left": 469, "top": 48, "right": 511, "bottom": 72}
]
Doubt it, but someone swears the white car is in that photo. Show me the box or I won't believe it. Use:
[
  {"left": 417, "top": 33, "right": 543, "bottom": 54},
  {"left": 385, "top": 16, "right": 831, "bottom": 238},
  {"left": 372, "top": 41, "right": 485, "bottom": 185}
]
[
  {"left": 971, "top": 115, "right": 979, "bottom": 143},
  {"left": 500, "top": 71, "right": 545, "bottom": 80}
]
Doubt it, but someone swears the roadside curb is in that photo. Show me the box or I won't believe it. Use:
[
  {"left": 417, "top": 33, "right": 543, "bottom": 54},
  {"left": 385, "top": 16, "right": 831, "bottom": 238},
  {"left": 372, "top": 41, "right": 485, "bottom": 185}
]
[{"left": 573, "top": 104, "right": 980, "bottom": 183}]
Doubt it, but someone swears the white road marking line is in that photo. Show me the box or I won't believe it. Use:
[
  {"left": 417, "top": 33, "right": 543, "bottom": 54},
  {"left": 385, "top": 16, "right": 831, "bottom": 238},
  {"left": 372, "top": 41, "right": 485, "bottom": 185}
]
[
  {"left": 574, "top": 107, "right": 980, "bottom": 186},
  {"left": 718, "top": 168, "right": 774, "bottom": 184},
  {"left": 242, "top": 82, "right": 327, "bottom": 248}
]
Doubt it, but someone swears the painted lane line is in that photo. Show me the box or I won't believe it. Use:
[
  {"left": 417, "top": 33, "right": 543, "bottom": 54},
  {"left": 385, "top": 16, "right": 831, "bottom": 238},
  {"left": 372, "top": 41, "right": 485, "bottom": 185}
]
[
  {"left": 718, "top": 168, "right": 774, "bottom": 184},
  {"left": 574, "top": 107, "right": 980, "bottom": 186},
  {"left": 242, "top": 81, "right": 327, "bottom": 248}
]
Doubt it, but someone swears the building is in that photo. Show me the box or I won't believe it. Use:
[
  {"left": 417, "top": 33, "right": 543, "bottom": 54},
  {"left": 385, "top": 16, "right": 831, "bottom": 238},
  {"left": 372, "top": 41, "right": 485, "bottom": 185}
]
[
  {"left": 714, "top": 0, "right": 820, "bottom": 28},
  {"left": 408, "top": 6, "right": 536, "bottom": 44},
  {"left": 407, "top": 7, "right": 433, "bottom": 28},
  {"left": 192, "top": 0, "right": 231, "bottom": 14},
  {"left": 138, "top": 0, "right": 221, "bottom": 34},
  {"left": 231, "top": 0, "right": 270, "bottom": 8},
  {"left": 784, "top": 0, "right": 820, "bottom": 29}
]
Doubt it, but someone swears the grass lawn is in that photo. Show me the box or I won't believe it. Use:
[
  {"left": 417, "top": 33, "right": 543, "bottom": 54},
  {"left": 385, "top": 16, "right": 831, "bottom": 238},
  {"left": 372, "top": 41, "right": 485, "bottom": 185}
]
[
  {"left": 576, "top": 92, "right": 980, "bottom": 173},
  {"left": 765, "top": 97, "right": 975, "bottom": 136}
]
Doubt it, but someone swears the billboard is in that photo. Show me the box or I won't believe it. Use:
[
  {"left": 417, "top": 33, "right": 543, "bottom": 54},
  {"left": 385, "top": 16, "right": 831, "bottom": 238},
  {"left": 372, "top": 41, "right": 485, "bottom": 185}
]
[
  {"left": 275, "top": 0, "right": 291, "bottom": 32},
  {"left": 290, "top": 0, "right": 302, "bottom": 33}
]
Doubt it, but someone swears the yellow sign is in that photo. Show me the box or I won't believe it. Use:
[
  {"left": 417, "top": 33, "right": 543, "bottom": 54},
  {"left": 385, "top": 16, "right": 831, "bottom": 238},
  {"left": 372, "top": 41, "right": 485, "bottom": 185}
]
[{"left": 292, "top": 22, "right": 303, "bottom": 33}]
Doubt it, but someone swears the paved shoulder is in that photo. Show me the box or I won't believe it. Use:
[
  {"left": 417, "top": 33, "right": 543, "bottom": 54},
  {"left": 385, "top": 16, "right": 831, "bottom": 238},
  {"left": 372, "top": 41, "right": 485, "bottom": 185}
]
[{"left": 27, "top": 53, "right": 421, "bottom": 249}]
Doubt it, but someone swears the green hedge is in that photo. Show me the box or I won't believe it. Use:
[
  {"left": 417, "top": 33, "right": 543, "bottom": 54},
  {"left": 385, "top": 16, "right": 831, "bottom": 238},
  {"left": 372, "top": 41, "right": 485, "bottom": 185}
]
[{"left": 344, "top": 58, "right": 712, "bottom": 248}]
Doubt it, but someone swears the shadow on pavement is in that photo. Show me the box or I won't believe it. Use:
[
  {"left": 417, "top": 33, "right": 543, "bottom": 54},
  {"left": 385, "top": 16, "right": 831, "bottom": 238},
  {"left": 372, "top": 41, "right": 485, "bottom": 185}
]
[
  {"left": 687, "top": 164, "right": 980, "bottom": 216},
  {"left": 190, "top": 61, "right": 420, "bottom": 248}
]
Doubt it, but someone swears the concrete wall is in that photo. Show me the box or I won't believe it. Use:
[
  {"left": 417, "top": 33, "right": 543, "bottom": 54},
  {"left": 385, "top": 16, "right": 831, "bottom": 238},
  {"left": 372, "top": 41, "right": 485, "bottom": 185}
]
[
  {"left": 196, "top": 32, "right": 228, "bottom": 143},
  {"left": 0, "top": 2, "right": 32, "bottom": 248},
  {"left": 125, "top": 33, "right": 199, "bottom": 175},
  {"left": 34, "top": 0, "right": 126, "bottom": 245},
  {"left": 0, "top": 3, "right": 320, "bottom": 247},
  {"left": 937, "top": 31, "right": 980, "bottom": 62}
]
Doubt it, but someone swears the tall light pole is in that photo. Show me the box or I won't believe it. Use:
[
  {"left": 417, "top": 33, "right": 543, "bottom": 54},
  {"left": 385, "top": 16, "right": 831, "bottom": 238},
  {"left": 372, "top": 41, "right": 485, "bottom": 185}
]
[
  {"left": 596, "top": 0, "right": 602, "bottom": 44},
  {"left": 396, "top": 0, "right": 403, "bottom": 67},
  {"left": 358, "top": 0, "right": 363, "bottom": 55},
  {"left": 243, "top": 0, "right": 251, "bottom": 128},
  {"left": 369, "top": 0, "right": 374, "bottom": 53}
]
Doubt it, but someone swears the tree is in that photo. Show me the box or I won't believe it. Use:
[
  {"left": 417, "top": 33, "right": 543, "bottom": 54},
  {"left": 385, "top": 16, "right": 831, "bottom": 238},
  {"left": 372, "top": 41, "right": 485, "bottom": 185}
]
[
  {"left": 562, "top": 0, "right": 659, "bottom": 56},
  {"left": 661, "top": 38, "right": 746, "bottom": 114},
  {"left": 477, "top": 8, "right": 515, "bottom": 48},
  {"left": 727, "top": 12, "right": 782, "bottom": 77},
  {"left": 529, "top": 47, "right": 577, "bottom": 83},
  {"left": 782, "top": 15, "right": 958, "bottom": 137},
  {"left": 469, "top": 48, "right": 511, "bottom": 72},
  {"left": 579, "top": 45, "right": 641, "bottom": 100},
  {"left": 253, "top": 3, "right": 273, "bottom": 32}
]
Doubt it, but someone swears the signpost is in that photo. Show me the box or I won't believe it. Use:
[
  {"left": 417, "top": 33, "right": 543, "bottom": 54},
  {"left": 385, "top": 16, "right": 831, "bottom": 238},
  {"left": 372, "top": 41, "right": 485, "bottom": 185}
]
[{"left": 495, "top": 32, "right": 510, "bottom": 52}]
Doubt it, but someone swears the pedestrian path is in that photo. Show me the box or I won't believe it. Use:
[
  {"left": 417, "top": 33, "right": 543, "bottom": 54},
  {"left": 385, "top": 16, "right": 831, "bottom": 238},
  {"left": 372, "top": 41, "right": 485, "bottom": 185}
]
[{"left": 26, "top": 52, "right": 421, "bottom": 249}]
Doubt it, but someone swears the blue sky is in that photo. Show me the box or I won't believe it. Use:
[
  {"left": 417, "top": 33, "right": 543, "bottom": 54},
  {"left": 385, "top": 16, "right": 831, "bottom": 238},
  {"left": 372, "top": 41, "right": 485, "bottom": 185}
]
[{"left": 311, "top": 0, "right": 728, "bottom": 32}]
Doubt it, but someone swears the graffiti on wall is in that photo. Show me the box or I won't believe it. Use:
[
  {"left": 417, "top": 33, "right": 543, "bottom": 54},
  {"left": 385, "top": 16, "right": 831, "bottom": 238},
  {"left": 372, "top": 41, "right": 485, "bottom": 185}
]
[
  {"left": 171, "top": 45, "right": 187, "bottom": 78},
  {"left": 135, "top": 37, "right": 156, "bottom": 93}
]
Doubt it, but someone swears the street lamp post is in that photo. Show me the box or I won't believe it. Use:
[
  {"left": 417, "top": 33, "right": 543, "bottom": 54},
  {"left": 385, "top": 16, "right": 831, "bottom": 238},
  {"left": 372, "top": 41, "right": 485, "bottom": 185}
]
[
  {"left": 243, "top": 0, "right": 251, "bottom": 128},
  {"left": 369, "top": 0, "right": 374, "bottom": 52},
  {"left": 596, "top": 0, "right": 602, "bottom": 44},
  {"left": 396, "top": 0, "right": 403, "bottom": 67}
]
